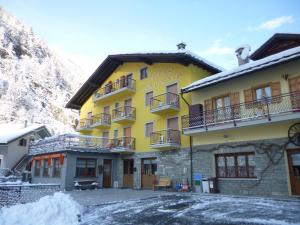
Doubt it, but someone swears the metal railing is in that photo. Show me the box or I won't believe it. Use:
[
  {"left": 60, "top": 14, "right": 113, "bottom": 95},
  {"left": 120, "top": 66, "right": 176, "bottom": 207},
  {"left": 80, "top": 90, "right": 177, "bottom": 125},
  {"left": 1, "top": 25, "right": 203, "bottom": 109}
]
[
  {"left": 150, "top": 129, "right": 181, "bottom": 145},
  {"left": 112, "top": 106, "right": 136, "bottom": 120},
  {"left": 29, "top": 134, "right": 110, "bottom": 155},
  {"left": 150, "top": 92, "right": 180, "bottom": 111},
  {"left": 94, "top": 78, "right": 136, "bottom": 99},
  {"left": 182, "top": 91, "right": 300, "bottom": 130},
  {"left": 91, "top": 113, "right": 111, "bottom": 126},
  {"left": 77, "top": 118, "right": 92, "bottom": 130},
  {"left": 110, "top": 137, "right": 135, "bottom": 150}
]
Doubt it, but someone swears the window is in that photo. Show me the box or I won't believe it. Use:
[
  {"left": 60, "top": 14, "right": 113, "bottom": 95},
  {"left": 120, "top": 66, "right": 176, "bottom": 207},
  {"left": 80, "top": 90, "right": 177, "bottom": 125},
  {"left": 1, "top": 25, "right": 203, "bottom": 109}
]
[
  {"left": 42, "top": 159, "right": 50, "bottom": 177},
  {"left": 34, "top": 160, "right": 40, "bottom": 177},
  {"left": 76, "top": 158, "right": 97, "bottom": 177},
  {"left": 255, "top": 86, "right": 271, "bottom": 100},
  {"left": 145, "top": 91, "right": 153, "bottom": 106},
  {"left": 114, "top": 102, "right": 119, "bottom": 110},
  {"left": 52, "top": 158, "right": 61, "bottom": 177},
  {"left": 145, "top": 122, "right": 154, "bottom": 137},
  {"left": 216, "top": 153, "right": 256, "bottom": 178},
  {"left": 140, "top": 67, "right": 148, "bottom": 80},
  {"left": 113, "top": 129, "right": 118, "bottom": 139},
  {"left": 19, "top": 138, "right": 27, "bottom": 147}
]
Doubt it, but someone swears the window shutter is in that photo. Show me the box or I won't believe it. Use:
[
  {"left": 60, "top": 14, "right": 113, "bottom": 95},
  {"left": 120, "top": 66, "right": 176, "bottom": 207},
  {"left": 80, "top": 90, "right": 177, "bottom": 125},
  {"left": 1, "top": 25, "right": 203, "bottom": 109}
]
[
  {"left": 289, "top": 76, "right": 300, "bottom": 92},
  {"left": 271, "top": 82, "right": 282, "bottom": 103},
  {"left": 230, "top": 92, "right": 240, "bottom": 119},
  {"left": 289, "top": 76, "right": 300, "bottom": 109},
  {"left": 244, "top": 89, "right": 253, "bottom": 109},
  {"left": 204, "top": 99, "right": 213, "bottom": 124}
]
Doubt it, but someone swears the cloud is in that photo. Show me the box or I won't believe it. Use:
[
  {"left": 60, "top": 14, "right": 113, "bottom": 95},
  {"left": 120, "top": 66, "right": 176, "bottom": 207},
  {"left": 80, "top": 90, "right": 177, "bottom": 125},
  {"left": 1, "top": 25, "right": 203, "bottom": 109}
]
[
  {"left": 249, "top": 16, "right": 294, "bottom": 31},
  {"left": 199, "top": 39, "right": 234, "bottom": 56}
]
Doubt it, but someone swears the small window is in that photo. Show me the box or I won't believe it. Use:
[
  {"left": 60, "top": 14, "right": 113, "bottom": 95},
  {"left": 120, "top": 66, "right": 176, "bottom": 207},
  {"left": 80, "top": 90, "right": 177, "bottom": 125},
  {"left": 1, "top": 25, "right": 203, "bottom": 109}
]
[
  {"left": 19, "top": 138, "right": 27, "bottom": 147},
  {"left": 114, "top": 129, "right": 118, "bottom": 139},
  {"left": 52, "top": 158, "right": 61, "bottom": 177},
  {"left": 140, "top": 67, "right": 148, "bottom": 80},
  {"left": 255, "top": 86, "right": 271, "bottom": 100},
  {"left": 43, "top": 159, "right": 50, "bottom": 177},
  {"left": 145, "top": 122, "right": 154, "bottom": 137},
  {"left": 34, "top": 160, "right": 40, "bottom": 177},
  {"left": 145, "top": 91, "right": 153, "bottom": 106},
  {"left": 215, "top": 152, "right": 256, "bottom": 178}
]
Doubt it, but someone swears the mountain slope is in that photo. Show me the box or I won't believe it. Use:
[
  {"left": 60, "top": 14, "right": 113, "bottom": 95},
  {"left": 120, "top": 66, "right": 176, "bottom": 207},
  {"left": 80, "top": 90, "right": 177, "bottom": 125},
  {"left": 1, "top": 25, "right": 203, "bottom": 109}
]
[{"left": 0, "top": 7, "right": 84, "bottom": 134}]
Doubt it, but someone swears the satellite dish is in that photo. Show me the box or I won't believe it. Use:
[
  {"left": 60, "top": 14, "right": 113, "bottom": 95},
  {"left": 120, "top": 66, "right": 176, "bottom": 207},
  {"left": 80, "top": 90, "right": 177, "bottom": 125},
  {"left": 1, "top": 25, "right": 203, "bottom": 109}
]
[{"left": 288, "top": 123, "right": 300, "bottom": 146}]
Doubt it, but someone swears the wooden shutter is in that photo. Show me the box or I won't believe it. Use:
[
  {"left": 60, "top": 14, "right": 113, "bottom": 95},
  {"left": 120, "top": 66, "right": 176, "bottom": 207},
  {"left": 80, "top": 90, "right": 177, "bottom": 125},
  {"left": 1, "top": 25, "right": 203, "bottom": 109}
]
[
  {"left": 204, "top": 99, "right": 213, "bottom": 124},
  {"left": 244, "top": 89, "right": 253, "bottom": 109},
  {"left": 188, "top": 104, "right": 203, "bottom": 127},
  {"left": 230, "top": 92, "right": 240, "bottom": 119},
  {"left": 289, "top": 76, "right": 300, "bottom": 92},
  {"left": 271, "top": 81, "right": 282, "bottom": 103},
  {"left": 289, "top": 76, "right": 300, "bottom": 110}
]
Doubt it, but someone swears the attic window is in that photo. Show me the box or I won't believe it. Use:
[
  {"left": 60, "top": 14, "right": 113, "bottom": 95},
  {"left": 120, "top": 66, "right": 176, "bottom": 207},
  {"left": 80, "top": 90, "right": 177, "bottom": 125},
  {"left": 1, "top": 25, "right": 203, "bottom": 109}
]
[
  {"left": 19, "top": 138, "right": 27, "bottom": 147},
  {"left": 140, "top": 67, "right": 148, "bottom": 80}
]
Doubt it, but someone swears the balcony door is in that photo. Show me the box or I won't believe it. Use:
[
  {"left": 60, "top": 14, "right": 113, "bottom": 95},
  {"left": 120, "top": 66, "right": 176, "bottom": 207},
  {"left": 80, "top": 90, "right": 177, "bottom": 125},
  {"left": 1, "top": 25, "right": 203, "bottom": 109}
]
[
  {"left": 124, "top": 99, "right": 132, "bottom": 116},
  {"left": 167, "top": 117, "right": 179, "bottom": 143},
  {"left": 289, "top": 76, "right": 300, "bottom": 110},
  {"left": 166, "top": 83, "right": 178, "bottom": 105},
  {"left": 123, "top": 127, "right": 131, "bottom": 148},
  {"left": 123, "top": 159, "right": 134, "bottom": 188},
  {"left": 215, "top": 96, "right": 231, "bottom": 121},
  {"left": 287, "top": 149, "right": 300, "bottom": 195},
  {"left": 87, "top": 112, "right": 92, "bottom": 126}
]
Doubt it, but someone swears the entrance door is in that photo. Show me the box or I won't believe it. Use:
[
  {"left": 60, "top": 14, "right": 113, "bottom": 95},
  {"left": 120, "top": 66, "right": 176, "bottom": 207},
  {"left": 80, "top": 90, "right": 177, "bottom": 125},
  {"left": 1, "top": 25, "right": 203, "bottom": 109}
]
[
  {"left": 287, "top": 149, "right": 300, "bottom": 195},
  {"left": 123, "top": 127, "right": 131, "bottom": 148},
  {"left": 103, "top": 159, "right": 112, "bottom": 188},
  {"left": 123, "top": 159, "right": 134, "bottom": 188},
  {"left": 141, "top": 158, "right": 157, "bottom": 189}
]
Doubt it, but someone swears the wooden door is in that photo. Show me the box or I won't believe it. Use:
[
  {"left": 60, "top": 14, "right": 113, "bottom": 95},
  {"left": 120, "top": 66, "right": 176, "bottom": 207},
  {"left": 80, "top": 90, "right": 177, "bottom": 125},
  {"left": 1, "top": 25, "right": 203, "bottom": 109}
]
[
  {"left": 141, "top": 158, "right": 157, "bottom": 189},
  {"left": 103, "top": 159, "right": 112, "bottom": 188},
  {"left": 189, "top": 104, "right": 203, "bottom": 127},
  {"left": 123, "top": 159, "right": 134, "bottom": 188},
  {"left": 289, "top": 76, "right": 300, "bottom": 110},
  {"left": 123, "top": 127, "right": 131, "bottom": 147},
  {"left": 287, "top": 149, "right": 300, "bottom": 195}
]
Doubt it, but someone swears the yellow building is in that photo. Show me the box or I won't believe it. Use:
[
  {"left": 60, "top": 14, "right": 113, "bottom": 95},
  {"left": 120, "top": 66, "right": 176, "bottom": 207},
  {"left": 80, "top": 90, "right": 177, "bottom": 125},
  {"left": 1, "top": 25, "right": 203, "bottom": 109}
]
[
  {"left": 181, "top": 33, "right": 300, "bottom": 196},
  {"left": 66, "top": 49, "right": 221, "bottom": 189}
]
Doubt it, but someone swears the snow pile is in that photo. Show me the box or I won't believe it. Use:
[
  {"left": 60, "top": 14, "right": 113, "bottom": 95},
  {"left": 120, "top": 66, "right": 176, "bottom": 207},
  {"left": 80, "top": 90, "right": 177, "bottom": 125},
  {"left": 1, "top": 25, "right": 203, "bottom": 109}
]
[
  {"left": 0, "top": 7, "right": 84, "bottom": 134},
  {"left": 0, "top": 192, "right": 82, "bottom": 225}
]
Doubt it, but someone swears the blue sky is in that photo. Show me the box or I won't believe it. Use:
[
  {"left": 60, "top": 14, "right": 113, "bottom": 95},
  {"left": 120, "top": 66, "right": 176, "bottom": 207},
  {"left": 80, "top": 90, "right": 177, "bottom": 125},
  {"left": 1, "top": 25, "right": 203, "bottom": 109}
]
[{"left": 1, "top": 0, "right": 300, "bottom": 76}]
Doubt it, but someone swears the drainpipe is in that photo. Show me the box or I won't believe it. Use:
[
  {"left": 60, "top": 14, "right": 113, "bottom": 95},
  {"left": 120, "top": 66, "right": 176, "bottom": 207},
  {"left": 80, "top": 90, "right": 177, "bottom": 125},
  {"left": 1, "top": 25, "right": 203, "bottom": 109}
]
[{"left": 180, "top": 92, "right": 194, "bottom": 192}]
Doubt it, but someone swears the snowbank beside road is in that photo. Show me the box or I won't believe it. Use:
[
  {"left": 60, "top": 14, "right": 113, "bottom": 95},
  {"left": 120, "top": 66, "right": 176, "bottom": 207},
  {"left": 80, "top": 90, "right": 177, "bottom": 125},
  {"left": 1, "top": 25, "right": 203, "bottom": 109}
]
[{"left": 0, "top": 192, "right": 82, "bottom": 225}]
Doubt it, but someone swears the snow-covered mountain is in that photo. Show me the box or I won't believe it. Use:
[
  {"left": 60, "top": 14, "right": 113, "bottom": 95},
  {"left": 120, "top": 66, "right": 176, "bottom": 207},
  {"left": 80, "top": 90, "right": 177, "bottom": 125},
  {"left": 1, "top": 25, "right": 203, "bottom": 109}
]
[{"left": 0, "top": 7, "right": 85, "bottom": 134}]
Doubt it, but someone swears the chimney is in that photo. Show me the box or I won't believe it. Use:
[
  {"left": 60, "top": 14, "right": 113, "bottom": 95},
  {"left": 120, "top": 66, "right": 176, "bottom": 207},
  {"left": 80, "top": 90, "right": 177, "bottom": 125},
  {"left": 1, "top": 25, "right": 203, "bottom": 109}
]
[
  {"left": 235, "top": 45, "right": 251, "bottom": 66},
  {"left": 177, "top": 42, "right": 187, "bottom": 50},
  {"left": 24, "top": 120, "right": 28, "bottom": 128}
]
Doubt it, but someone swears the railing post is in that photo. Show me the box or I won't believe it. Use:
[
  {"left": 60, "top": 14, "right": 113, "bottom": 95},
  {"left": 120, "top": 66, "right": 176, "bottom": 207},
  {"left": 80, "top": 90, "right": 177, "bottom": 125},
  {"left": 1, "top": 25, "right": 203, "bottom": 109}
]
[
  {"left": 203, "top": 111, "right": 207, "bottom": 131},
  {"left": 265, "top": 97, "right": 271, "bottom": 121},
  {"left": 232, "top": 105, "right": 236, "bottom": 127}
]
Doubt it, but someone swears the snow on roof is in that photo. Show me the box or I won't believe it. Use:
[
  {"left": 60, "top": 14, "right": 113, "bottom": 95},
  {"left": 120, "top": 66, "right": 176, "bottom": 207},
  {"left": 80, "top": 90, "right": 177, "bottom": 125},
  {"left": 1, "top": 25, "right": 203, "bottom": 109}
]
[
  {"left": 182, "top": 46, "right": 300, "bottom": 93},
  {"left": 0, "top": 123, "right": 45, "bottom": 144},
  {"left": 113, "top": 50, "right": 224, "bottom": 72}
]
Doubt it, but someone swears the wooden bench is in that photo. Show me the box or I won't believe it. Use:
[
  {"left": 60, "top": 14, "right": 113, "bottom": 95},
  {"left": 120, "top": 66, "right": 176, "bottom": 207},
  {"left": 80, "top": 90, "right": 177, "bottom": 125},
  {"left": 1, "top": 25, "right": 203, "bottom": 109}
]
[{"left": 154, "top": 178, "right": 172, "bottom": 191}]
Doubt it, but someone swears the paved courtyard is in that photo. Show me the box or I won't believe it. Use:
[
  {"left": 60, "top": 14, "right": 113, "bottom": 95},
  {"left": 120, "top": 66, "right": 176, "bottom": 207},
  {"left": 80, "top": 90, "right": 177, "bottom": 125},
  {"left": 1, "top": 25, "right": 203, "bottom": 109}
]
[{"left": 68, "top": 189, "right": 300, "bottom": 225}]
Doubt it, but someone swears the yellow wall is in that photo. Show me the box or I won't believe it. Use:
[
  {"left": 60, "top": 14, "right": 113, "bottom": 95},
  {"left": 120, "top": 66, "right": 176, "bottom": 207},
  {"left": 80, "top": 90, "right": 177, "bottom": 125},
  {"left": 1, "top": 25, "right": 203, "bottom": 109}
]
[
  {"left": 79, "top": 62, "right": 211, "bottom": 152},
  {"left": 190, "top": 59, "right": 300, "bottom": 146}
]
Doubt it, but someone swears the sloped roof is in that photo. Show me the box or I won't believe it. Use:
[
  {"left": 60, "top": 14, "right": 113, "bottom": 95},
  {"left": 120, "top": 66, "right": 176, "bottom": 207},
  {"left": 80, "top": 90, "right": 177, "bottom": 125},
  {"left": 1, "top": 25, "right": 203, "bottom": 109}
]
[
  {"left": 66, "top": 51, "right": 223, "bottom": 110},
  {"left": 182, "top": 46, "right": 300, "bottom": 93},
  {"left": 250, "top": 33, "right": 300, "bottom": 60},
  {"left": 0, "top": 124, "right": 51, "bottom": 144}
]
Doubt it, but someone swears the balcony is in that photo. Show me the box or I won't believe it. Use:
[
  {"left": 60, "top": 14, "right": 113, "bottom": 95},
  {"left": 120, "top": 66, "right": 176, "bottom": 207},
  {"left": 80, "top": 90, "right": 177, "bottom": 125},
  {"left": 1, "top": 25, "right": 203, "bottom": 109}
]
[
  {"left": 109, "top": 137, "right": 135, "bottom": 153},
  {"left": 76, "top": 119, "right": 92, "bottom": 132},
  {"left": 150, "top": 129, "right": 181, "bottom": 150},
  {"left": 91, "top": 113, "right": 111, "bottom": 128},
  {"left": 150, "top": 92, "right": 180, "bottom": 114},
  {"left": 112, "top": 106, "right": 136, "bottom": 123},
  {"left": 29, "top": 134, "right": 110, "bottom": 155},
  {"left": 182, "top": 91, "right": 300, "bottom": 135},
  {"left": 93, "top": 78, "right": 136, "bottom": 103}
]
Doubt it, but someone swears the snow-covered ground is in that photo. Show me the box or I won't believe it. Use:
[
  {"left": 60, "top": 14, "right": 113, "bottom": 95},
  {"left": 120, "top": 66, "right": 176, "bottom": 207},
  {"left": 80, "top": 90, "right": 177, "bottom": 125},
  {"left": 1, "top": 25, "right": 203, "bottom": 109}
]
[
  {"left": 0, "top": 192, "right": 82, "bottom": 225},
  {"left": 1, "top": 190, "right": 300, "bottom": 225}
]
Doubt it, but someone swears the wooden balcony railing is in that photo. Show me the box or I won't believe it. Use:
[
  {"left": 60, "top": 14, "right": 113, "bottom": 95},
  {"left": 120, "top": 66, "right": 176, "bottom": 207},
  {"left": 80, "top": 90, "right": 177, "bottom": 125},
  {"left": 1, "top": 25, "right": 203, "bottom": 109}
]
[{"left": 182, "top": 91, "right": 300, "bottom": 131}]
